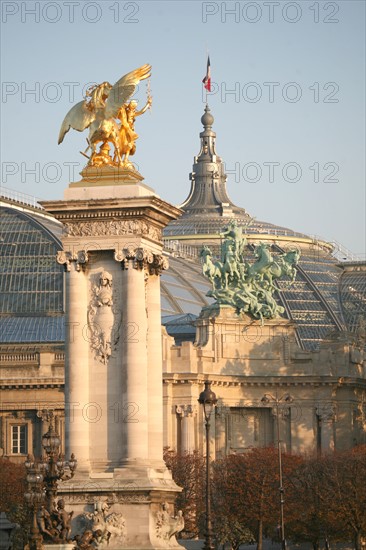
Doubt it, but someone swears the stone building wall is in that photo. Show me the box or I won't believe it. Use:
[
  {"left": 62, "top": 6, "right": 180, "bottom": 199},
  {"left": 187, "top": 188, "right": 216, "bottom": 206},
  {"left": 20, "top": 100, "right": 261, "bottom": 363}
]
[
  {"left": 162, "top": 306, "right": 366, "bottom": 456},
  {"left": 1, "top": 315, "right": 365, "bottom": 463}
]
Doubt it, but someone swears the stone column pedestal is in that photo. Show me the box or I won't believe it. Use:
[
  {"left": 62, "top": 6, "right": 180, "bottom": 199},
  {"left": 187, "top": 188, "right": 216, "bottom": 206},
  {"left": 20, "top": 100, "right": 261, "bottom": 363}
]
[{"left": 41, "top": 168, "right": 184, "bottom": 549}]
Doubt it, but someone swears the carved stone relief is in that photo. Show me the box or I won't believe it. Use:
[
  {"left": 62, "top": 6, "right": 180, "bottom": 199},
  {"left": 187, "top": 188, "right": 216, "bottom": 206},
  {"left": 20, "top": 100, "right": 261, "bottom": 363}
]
[
  {"left": 316, "top": 403, "right": 337, "bottom": 422},
  {"left": 56, "top": 250, "right": 88, "bottom": 272},
  {"left": 155, "top": 502, "right": 184, "bottom": 546},
  {"left": 88, "top": 271, "right": 121, "bottom": 365},
  {"left": 114, "top": 247, "right": 169, "bottom": 274},
  {"left": 78, "top": 500, "right": 126, "bottom": 549},
  {"left": 63, "top": 219, "right": 161, "bottom": 242}
]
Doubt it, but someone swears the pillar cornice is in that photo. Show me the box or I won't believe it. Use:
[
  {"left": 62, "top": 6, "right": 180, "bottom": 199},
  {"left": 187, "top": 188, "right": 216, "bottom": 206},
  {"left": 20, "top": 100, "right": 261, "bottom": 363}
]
[{"left": 40, "top": 195, "right": 182, "bottom": 237}]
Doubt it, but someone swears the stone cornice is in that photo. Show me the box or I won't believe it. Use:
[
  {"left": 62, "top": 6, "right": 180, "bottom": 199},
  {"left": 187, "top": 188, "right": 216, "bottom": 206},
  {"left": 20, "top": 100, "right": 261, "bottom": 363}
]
[
  {"left": 0, "top": 379, "right": 64, "bottom": 389},
  {"left": 163, "top": 373, "right": 366, "bottom": 388},
  {"left": 41, "top": 196, "right": 182, "bottom": 230}
]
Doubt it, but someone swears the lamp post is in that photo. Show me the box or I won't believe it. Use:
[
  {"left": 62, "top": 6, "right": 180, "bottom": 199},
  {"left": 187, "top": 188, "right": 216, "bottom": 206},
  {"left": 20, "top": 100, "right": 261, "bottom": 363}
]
[
  {"left": 24, "top": 455, "right": 45, "bottom": 550},
  {"left": 40, "top": 410, "right": 77, "bottom": 513},
  {"left": 25, "top": 410, "right": 77, "bottom": 547},
  {"left": 261, "top": 392, "right": 293, "bottom": 550},
  {"left": 198, "top": 381, "right": 218, "bottom": 550}
]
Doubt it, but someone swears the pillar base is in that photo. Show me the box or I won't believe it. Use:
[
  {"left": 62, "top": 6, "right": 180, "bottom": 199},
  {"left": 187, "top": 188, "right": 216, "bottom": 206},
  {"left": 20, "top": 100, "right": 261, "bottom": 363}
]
[{"left": 58, "top": 468, "right": 184, "bottom": 549}]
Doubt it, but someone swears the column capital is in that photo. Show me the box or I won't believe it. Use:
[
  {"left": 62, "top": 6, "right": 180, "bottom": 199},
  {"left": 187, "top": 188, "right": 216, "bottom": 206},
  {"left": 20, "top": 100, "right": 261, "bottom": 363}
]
[
  {"left": 176, "top": 404, "right": 198, "bottom": 418},
  {"left": 148, "top": 254, "right": 169, "bottom": 275},
  {"left": 316, "top": 404, "right": 337, "bottom": 422},
  {"left": 271, "top": 407, "right": 291, "bottom": 420},
  {"left": 56, "top": 250, "right": 88, "bottom": 271},
  {"left": 114, "top": 248, "right": 169, "bottom": 274}
]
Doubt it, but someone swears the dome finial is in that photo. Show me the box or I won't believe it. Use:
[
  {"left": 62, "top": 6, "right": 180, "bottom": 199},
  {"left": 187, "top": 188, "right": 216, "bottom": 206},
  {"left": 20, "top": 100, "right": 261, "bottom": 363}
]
[{"left": 201, "top": 104, "right": 214, "bottom": 128}]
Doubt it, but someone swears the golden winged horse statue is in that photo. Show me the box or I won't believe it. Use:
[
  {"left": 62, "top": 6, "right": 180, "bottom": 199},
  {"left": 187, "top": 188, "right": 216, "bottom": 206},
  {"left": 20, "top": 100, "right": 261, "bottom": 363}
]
[{"left": 58, "top": 64, "right": 152, "bottom": 168}]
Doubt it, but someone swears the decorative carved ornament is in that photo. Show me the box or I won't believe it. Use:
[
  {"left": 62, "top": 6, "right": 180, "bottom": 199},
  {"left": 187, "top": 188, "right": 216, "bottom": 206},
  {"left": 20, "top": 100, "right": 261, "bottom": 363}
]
[
  {"left": 63, "top": 219, "right": 161, "bottom": 242},
  {"left": 56, "top": 250, "right": 88, "bottom": 272},
  {"left": 176, "top": 404, "right": 197, "bottom": 418},
  {"left": 66, "top": 491, "right": 149, "bottom": 505},
  {"left": 114, "top": 247, "right": 169, "bottom": 274},
  {"left": 79, "top": 500, "right": 126, "bottom": 548},
  {"left": 155, "top": 502, "right": 184, "bottom": 546},
  {"left": 88, "top": 271, "right": 121, "bottom": 365},
  {"left": 56, "top": 247, "right": 168, "bottom": 275},
  {"left": 316, "top": 403, "right": 337, "bottom": 422}
]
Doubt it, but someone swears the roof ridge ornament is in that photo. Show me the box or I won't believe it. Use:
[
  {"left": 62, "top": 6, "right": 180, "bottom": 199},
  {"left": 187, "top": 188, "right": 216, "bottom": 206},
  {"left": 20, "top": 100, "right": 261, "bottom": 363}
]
[{"left": 201, "top": 104, "right": 214, "bottom": 129}]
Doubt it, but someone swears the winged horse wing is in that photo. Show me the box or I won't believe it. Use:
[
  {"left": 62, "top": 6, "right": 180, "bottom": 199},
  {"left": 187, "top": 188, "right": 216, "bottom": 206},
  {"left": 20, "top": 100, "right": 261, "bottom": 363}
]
[
  {"left": 58, "top": 100, "right": 96, "bottom": 144},
  {"left": 104, "top": 64, "right": 151, "bottom": 120}
]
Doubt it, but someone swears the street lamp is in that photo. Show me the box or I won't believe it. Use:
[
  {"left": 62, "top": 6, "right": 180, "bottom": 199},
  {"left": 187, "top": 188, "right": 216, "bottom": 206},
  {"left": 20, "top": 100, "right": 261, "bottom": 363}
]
[
  {"left": 25, "top": 410, "right": 77, "bottom": 546},
  {"left": 198, "top": 381, "right": 218, "bottom": 550},
  {"left": 24, "top": 455, "right": 45, "bottom": 550},
  {"left": 261, "top": 392, "right": 293, "bottom": 550},
  {"left": 40, "top": 410, "right": 77, "bottom": 513}
]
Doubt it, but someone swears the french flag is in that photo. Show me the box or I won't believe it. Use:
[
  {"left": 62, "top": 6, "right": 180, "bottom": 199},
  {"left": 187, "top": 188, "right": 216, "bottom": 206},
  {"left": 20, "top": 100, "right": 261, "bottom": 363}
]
[{"left": 202, "top": 56, "right": 211, "bottom": 92}]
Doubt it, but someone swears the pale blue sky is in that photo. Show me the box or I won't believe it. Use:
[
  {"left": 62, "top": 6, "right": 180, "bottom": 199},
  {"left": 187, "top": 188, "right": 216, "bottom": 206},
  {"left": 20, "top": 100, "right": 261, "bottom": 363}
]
[{"left": 1, "top": 0, "right": 365, "bottom": 255}]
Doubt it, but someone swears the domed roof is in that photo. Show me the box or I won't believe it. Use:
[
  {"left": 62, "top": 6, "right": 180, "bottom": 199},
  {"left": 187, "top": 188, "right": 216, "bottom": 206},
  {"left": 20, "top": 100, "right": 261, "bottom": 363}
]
[
  {"left": 164, "top": 106, "right": 309, "bottom": 240},
  {"left": 0, "top": 201, "right": 65, "bottom": 343},
  {"left": 162, "top": 106, "right": 364, "bottom": 351}
]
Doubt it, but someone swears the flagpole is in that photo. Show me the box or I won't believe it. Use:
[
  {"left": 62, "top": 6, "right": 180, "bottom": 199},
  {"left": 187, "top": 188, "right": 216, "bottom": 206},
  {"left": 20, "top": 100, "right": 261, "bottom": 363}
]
[{"left": 206, "top": 47, "right": 209, "bottom": 105}]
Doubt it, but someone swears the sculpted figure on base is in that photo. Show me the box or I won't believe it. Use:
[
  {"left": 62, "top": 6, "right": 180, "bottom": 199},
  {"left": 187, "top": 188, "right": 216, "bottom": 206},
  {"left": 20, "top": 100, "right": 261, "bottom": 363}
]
[
  {"left": 58, "top": 65, "right": 152, "bottom": 169},
  {"left": 37, "top": 499, "right": 73, "bottom": 544},
  {"left": 200, "top": 222, "right": 301, "bottom": 321}
]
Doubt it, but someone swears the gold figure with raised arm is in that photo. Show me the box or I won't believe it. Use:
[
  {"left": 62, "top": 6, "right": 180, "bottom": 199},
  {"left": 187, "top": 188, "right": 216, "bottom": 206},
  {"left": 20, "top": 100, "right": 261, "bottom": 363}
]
[{"left": 58, "top": 64, "right": 152, "bottom": 168}]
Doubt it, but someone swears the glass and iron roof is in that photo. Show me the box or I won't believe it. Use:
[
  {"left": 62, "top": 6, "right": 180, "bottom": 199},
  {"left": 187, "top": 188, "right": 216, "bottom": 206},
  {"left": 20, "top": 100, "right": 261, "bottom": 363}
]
[
  {"left": 339, "top": 263, "right": 366, "bottom": 334},
  {"left": 0, "top": 204, "right": 64, "bottom": 343},
  {"left": 0, "top": 198, "right": 364, "bottom": 350}
]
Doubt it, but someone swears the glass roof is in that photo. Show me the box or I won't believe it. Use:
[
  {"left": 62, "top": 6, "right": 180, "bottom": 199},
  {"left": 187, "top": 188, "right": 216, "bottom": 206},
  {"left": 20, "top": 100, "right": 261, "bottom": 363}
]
[
  {"left": 0, "top": 207, "right": 64, "bottom": 316},
  {"left": 0, "top": 316, "right": 64, "bottom": 343},
  {"left": 164, "top": 215, "right": 309, "bottom": 240},
  {"left": 1, "top": 202, "right": 364, "bottom": 351},
  {"left": 340, "top": 266, "right": 366, "bottom": 333}
]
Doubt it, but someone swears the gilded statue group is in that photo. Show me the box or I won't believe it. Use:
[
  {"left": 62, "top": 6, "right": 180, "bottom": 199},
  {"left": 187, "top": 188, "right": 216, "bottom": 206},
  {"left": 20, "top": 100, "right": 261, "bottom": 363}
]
[
  {"left": 58, "top": 65, "right": 152, "bottom": 168},
  {"left": 200, "top": 221, "right": 300, "bottom": 321}
]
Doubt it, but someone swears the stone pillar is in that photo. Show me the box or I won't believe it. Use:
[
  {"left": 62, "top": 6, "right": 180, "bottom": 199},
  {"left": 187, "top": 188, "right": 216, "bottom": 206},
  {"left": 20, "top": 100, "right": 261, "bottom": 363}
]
[
  {"left": 317, "top": 404, "right": 336, "bottom": 452},
  {"left": 58, "top": 252, "right": 90, "bottom": 472},
  {"left": 42, "top": 172, "right": 184, "bottom": 548},
  {"left": 120, "top": 249, "right": 149, "bottom": 465},
  {"left": 215, "top": 404, "right": 229, "bottom": 458},
  {"left": 176, "top": 405, "right": 197, "bottom": 453},
  {"left": 147, "top": 256, "right": 169, "bottom": 465}
]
